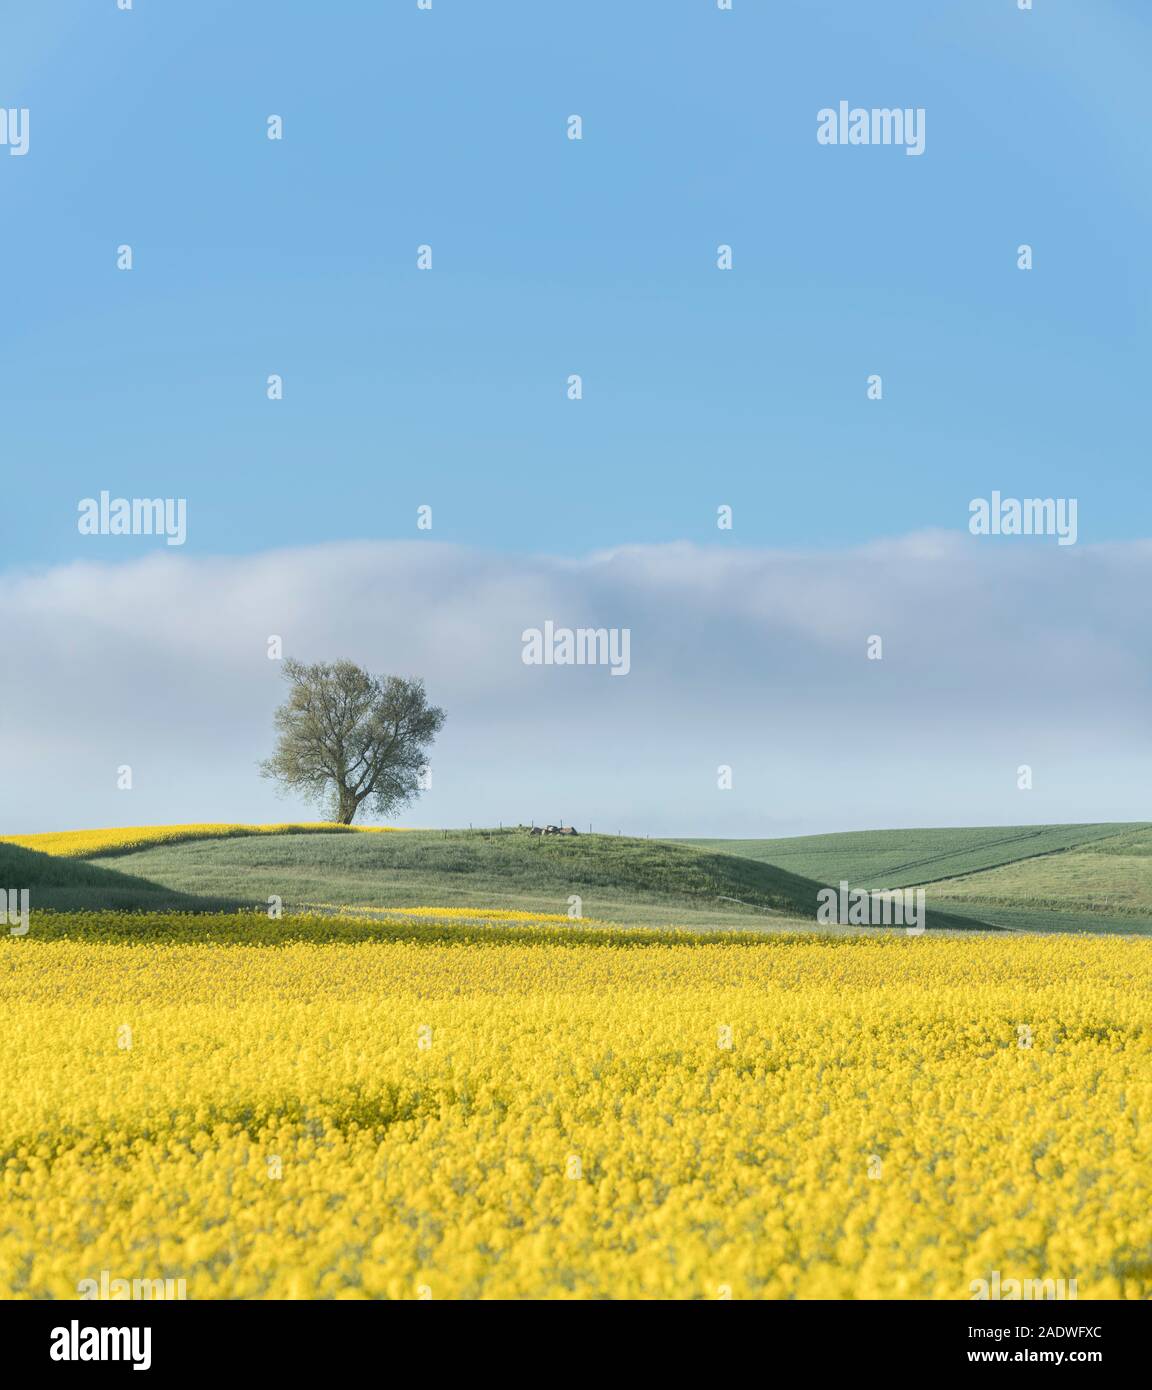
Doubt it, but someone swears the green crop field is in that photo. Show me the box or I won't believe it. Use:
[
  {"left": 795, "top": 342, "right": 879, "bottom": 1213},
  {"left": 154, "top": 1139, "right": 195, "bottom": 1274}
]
[
  {"left": 926, "top": 825, "right": 1152, "bottom": 930},
  {"left": 73, "top": 828, "right": 818, "bottom": 921},
  {"left": 682, "top": 823, "right": 1152, "bottom": 935},
  {"left": 3, "top": 827, "right": 985, "bottom": 933},
  {"left": 0, "top": 839, "right": 231, "bottom": 912},
  {"left": 7, "top": 821, "right": 1150, "bottom": 934},
  {"left": 680, "top": 823, "right": 1149, "bottom": 888}
]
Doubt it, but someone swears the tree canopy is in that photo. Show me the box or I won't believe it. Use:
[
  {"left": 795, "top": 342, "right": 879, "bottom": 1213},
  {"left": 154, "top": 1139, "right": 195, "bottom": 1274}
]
[{"left": 260, "top": 658, "right": 445, "bottom": 825}]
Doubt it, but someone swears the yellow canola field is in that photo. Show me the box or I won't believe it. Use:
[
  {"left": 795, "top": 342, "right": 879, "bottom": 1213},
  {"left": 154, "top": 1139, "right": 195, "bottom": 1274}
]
[
  {"left": 303, "top": 903, "right": 616, "bottom": 925},
  {"left": 2, "top": 823, "right": 404, "bottom": 858},
  {"left": 1, "top": 927, "right": 1149, "bottom": 1300}
]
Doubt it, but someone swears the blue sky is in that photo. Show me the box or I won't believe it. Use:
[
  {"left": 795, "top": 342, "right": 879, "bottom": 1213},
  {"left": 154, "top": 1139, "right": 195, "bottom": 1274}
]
[
  {"left": 3, "top": 0, "right": 1149, "bottom": 568},
  {"left": 3, "top": 3, "right": 1150, "bottom": 836}
]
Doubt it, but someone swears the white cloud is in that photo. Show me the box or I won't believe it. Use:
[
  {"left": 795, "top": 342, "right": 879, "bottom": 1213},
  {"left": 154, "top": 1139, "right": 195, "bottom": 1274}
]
[{"left": 2, "top": 533, "right": 1149, "bottom": 836}]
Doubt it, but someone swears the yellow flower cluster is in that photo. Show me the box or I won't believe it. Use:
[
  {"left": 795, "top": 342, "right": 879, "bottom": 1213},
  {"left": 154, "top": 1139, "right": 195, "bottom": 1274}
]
[
  {"left": 305, "top": 903, "right": 613, "bottom": 925},
  {"left": 1, "top": 926, "right": 1148, "bottom": 1300},
  {"left": 20, "top": 909, "right": 723, "bottom": 948},
  {"left": 2, "top": 823, "right": 405, "bottom": 858}
]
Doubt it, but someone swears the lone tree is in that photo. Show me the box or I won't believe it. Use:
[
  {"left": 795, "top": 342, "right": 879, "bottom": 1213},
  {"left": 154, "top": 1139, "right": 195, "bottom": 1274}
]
[{"left": 260, "top": 658, "right": 445, "bottom": 825}]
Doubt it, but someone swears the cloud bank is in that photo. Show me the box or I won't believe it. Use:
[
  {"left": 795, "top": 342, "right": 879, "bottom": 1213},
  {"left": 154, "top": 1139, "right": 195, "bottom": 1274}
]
[{"left": 2, "top": 533, "right": 1149, "bottom": 836}]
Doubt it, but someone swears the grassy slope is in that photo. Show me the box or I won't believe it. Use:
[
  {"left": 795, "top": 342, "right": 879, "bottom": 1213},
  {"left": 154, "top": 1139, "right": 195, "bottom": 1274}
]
[
  {"left": 84, "top": 830, "right": 821, "bottom": 922},
  {"left": 71, "top": 828, "right": 985, "bottom": 931},
  {"left": 684, "top": 824, "right": 1152, "bottom": 935},
  {"left": 0, "top": 841, "right": 237, "bottom": 911},
  {"left": 926, "top": 825, "right": 1152, "bottom": 933},
  {"left": 11, "top": 821, "right": 1145, "bottom": 933},
  {"left": 4, "top": 823, "right": 384, "bottom": 859},
  {"left": 679, "top": 824, "right": 1147, "bottom": 888}
]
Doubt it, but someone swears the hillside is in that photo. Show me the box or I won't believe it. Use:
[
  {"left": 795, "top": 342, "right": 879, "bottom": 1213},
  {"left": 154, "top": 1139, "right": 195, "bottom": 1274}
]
[
  {"left": 0, "top": 840, "right": 231, "bottom": 911},
  {"left": 680, "top": 824, "right": 1148, "bottom": 889},
  {"left": 80, "top": 828, "right": 823, "bottom": 923},
  {"left": 5, "top": 822, "right": 399, "bottom": 859},
  {"left": 682, "top": 823, "right": 1152, "bottom": 935},
  {"left": 4, "top": 827, "right": 985, "bottom": 930},
  {"left": 9, "top": 820, "right": 1150, "bottom": 932},
  {"left": 925, "top": 824, "right": 1152, "bottom": 933}
]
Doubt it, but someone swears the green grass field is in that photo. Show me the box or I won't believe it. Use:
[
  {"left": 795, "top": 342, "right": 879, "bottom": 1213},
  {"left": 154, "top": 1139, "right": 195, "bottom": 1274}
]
[
  {"left": 76, "top": 829, "right": 819, "bottom": 921},
  {"left": 7, "top": 821, "right": 1150, "bottom": 934},
  {"left": 0, "top": 840, "right": 233, "bottom": 912},
  {"left": 925, "top": 825, "right": 1152, "bottom": 932},
  {"left": 4, "top": 827, "right": 984, "bottom": 932},
  {"left": 679, "top": 823, "right": 1148, "bottom": 887},
  {"left": 682, "top": 823, "right": 1152, "bottom": 935}
]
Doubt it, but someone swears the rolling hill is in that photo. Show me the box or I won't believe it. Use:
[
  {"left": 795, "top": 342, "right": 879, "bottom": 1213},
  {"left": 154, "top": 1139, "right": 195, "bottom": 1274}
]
[
  {"left": 923, "top": 824, "right": 1152, "bottom": 933},
  {"left": 11, "top": 820, "right": 1147, "bottom": 932},
  {"left": 681, "top": 823, "right": 1152, "bottom": 935},
  {"left": 679, "top": 823, "right": 1148, "bottom": 887},
  {"left": 3, "top": 826, "right": 984, "bottom": 931},
  {"left": 0, "top": 840, "right": 230, "bottom": 911},
  {"left": 76, "top": 828, "right": 826, "bottom": 925}
]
